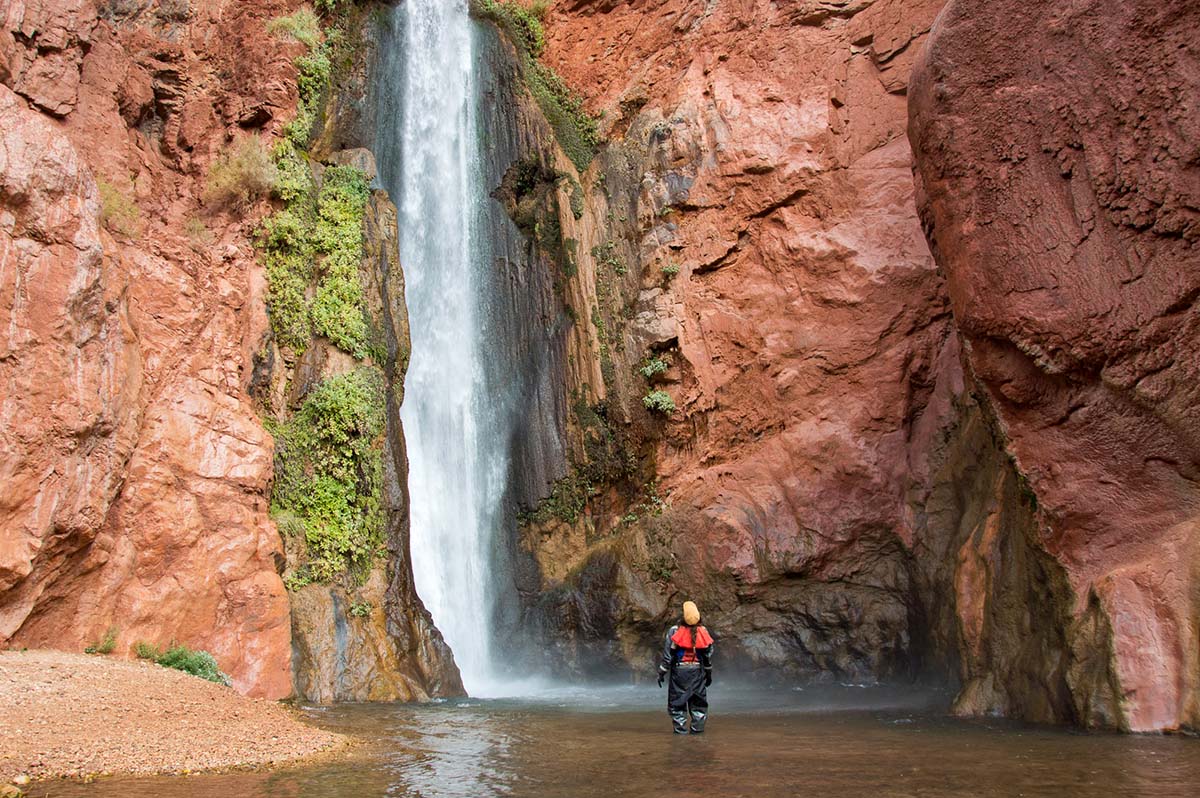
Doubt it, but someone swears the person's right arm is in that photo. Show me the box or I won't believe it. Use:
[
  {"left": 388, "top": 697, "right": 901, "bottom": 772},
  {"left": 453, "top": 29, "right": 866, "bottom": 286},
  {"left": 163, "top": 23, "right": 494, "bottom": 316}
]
[{"left": 658, "top": 625, "right": 678, "bottom": 681}]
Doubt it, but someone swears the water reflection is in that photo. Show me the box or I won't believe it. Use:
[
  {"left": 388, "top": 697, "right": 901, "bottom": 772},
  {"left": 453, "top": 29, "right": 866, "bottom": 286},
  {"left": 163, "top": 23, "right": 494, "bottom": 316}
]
[{"left": 26, "top": 686, "right": 1200, "bottom": 798}]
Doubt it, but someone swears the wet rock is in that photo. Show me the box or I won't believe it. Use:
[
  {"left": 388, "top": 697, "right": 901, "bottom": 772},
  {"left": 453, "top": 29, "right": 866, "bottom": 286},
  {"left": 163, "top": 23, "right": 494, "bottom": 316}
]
[
  {"left": 291, "top": 569, "right": 446, "bottom": 702},
  {"left": 522, "top": 0, "right": 951, "bottom": 686},
  {"left": 285, "top": 180, "right": 462, "bottom": 700}
]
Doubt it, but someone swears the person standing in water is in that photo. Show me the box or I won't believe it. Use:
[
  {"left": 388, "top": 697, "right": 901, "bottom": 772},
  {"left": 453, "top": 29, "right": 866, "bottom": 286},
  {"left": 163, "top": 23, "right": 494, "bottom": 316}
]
[{"left": 657, "top": 600, "right": 714, "bottom": 734}]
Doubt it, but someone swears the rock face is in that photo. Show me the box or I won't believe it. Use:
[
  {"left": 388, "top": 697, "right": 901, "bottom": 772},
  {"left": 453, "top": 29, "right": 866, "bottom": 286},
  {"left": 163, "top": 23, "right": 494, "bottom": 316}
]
[
  {"left": 910, "top": 0, "right": 1200, "bottom": 731},
  {"left": 505, "top": 0, "right": 1194, "bottom": 731},
  {"left": 517, "top": 0, "right": 962, "bottom": 681},
  {"left": 0, "top": 0, "right": 301, "bottom": 698},
  {"left": 261, "top": 11, "right": 462, "bottom": 702},
  {"left": 4, "top": 0, "right": 1194, "bottom": 732},
  {"left": 282, "top": 187, "right": 463, "bottom": 703}
]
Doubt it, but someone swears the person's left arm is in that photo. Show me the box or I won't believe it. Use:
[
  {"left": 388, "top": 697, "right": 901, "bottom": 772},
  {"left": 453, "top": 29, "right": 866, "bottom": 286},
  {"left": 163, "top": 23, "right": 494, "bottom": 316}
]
[{"left": 701, "top": 632, "right": 714, "bottom": 685}]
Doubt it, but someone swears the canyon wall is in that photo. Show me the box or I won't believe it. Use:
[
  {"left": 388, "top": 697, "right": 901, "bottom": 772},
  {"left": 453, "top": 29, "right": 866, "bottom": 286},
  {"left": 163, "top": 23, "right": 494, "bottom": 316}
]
[
  {"left": 0, "top": 0, "right": 460, "bottom": 702},
  {"left": 506, "top": 0, "right": 969, "bottom": 678},
  {"left": 1, "top": 0, "right": 297, "bottom": 698},
  {"left": 278, "top": 7, "right": 462, "bottom": 701},
  {"left": 504, "top": 0, "right": 1194, "bottom": 730},
  {"left": 3, "top": 0, "right": 1195, "bottom": 733},
  {"left": 910, "top": 0, "right": 1200, "bottom": 731}
]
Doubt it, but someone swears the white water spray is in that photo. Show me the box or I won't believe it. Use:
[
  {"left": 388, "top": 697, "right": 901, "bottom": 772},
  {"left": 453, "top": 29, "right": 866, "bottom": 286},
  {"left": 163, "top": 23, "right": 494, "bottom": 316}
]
[{"left": 392, "top": 0, "right": 510, "bottom": 695}]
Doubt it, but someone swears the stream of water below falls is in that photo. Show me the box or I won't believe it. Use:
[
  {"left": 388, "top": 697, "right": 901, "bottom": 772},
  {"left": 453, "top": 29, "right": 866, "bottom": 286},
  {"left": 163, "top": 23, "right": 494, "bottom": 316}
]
[{"left": 28, "top": 686, "right": 1200, "bottom": 797}]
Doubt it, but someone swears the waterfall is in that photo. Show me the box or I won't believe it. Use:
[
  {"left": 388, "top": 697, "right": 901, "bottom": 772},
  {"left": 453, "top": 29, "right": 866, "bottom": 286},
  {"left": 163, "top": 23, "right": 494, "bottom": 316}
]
[
  {"left": 372, "top": 0, "right": 571, "bottom": 695},
  {"left": 376, "top": 0, "right": 506, "bottom": 695}
]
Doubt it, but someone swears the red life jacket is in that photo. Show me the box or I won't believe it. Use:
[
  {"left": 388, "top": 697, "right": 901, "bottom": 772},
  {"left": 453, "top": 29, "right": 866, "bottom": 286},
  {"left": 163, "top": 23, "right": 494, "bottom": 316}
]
[{"left": 671, "top": 625, "right": 713, "bottom": 663}]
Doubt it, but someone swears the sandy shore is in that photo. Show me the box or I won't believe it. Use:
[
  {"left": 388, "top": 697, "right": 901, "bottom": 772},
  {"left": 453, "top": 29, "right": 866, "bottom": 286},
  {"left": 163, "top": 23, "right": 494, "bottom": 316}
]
[{"left": 0, "top": 650, "right": 345, "bottom": 784}]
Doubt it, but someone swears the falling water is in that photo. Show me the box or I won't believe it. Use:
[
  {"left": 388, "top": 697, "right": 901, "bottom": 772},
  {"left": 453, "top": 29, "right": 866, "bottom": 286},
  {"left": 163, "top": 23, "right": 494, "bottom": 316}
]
[{"left": 379, "top": 0, "right": 506, "bottom": 695}]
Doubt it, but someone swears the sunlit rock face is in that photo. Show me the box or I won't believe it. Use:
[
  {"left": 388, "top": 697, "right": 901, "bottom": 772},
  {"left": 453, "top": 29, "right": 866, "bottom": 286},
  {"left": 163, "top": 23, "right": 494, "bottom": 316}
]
[
  {"left": 0, "top": 0, "right": 301, "bottom": 698},
  {"left": 910, "top": 0, "right": 1200, "bottom": 731}
]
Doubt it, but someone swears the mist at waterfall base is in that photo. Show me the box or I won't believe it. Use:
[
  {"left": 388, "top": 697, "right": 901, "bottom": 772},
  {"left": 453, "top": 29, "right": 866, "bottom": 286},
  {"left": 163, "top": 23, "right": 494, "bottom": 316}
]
[{"left": 374, "top": 0, "right": 565, "bottom": 697}]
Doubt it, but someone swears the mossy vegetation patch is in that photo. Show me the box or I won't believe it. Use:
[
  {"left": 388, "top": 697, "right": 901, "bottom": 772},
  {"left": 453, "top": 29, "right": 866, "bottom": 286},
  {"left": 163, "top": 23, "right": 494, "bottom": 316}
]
[
  {"left": 258, "top": 3, "right": 387, "bottom": 589},
  {"left": 97, "top": 179, "right": 142, "bottom": 238},
  {"left": 471, "top": 0, "right": 599, "bottom": 171},
  {"left": 642, "top": 389, "right": 676, "bottom": 415},
  {"left": 639, "top": 356, "right": 669, "bottom": 379},
  {"left": 259, "top": 142, "right": 370, "bottom": 357},
  {"left": 270, "top": 368, "right": 386, "bottom": 588},
  {"left": 310, "top": 165, "right": 372, "bottom": 355},
  {"left": 266, "top": 7, "right": 321, "bottom": 49},
  {"left": 271, "top": 1, "right": 367, "bottom": 148}
]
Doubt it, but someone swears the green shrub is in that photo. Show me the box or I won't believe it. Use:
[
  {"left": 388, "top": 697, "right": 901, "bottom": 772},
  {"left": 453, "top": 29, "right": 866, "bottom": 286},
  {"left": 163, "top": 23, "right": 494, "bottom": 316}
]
[
  {"left": 518, "top": 469, "right": 592, "bottom": 526},
  {"left": 314, "top": 0, "right": 353, "bottom": 17},
  {"left": 154, "top": 645, "right": 231, "bottom": 686},
  {"left": 204, "top": 136, "right": 277, "bottom": 208},
  {"left": 272, "top": 368, "right": 386, "bottom": 584},
  {"left": 280, "top": 18, "right": 333, "bottom": 148},
  {"left": 267, "top": 7, "right": 321, "bottom": 48},
  {"left": 272, "top": 141, "right": 314, "bottom": 203},
  {"left": 97, "top": 179, "right": 142, "bottom": 237},
  {"left": 525, "top": 59, "right": 599, "bottom": 171},
  {"left": 661, "top": 262, "right": 680, "bottom": 278},
  {"left": 474, "top": 0, "right": 545, "bottom": 56},
  {"left": 642, "top": 389, "right": 676, "bottom": 415},
  {"left": 565, "top": 177, "right": 585, "bottom": 220},
  {"left": 592, "top": 241, "right": 625, "bottom": 275},
  {"left": 261, "top": 206, "right": 315, "bottom": 351},
  {"left": 349, "top": 601, "right": 371, "bottom": 617},
  {"left": 639, "top": 356, "right": 669, "bottom": 379},
  {"left": 309, "top": 166, "right": 371, "bottom": 356},
  {"left": 648, "top": 553, "right": 675, "bottom": 582},
  {"left": 134, "top": 641, "right": 160, "bottom": 660},
  {"left": 295, "top": 47, "right": 332, "bottom": 106},
  {"left": 259, "top": 144, "right": 369, "bottom": 357},
  {"left": 84, "top": 627, "right": 118, "bottom": 655}
]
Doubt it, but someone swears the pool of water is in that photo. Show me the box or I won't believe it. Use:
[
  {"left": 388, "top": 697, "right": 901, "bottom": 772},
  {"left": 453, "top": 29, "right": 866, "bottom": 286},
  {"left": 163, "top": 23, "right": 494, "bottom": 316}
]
[{"left": 26, "top": 685, "right": 1200, "bottom": 797}]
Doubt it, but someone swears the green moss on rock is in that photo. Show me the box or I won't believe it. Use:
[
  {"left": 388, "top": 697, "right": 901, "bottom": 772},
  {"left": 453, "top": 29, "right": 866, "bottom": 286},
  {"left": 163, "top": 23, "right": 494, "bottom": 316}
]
[
  {"left": 471, "top": 0, "right": 599, "bottom": 171},
  {"left": 271, "top": 368, "right": 386, "bottom": 586},
  {"left": 259, "top": 145, "right": 370, "bottom": 357}
]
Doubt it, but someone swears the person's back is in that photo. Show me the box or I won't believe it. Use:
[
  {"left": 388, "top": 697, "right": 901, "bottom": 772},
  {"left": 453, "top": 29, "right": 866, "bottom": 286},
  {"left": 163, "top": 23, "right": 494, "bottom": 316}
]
[{"left": 657, "top": 600, "right": 714, "bottom": 734}]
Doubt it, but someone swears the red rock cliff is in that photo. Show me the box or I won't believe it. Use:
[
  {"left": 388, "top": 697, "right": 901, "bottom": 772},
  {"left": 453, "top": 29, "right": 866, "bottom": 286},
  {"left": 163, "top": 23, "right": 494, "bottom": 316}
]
[
  {"left": 505, "top": 0, "right": 1195, "bottom": 732},
  {"left": 0, "top": 0, "right": 300, "bottom": 698},
  {"left": 520, "top": 0, "right": 962, "bottom": 681},
  {"left": 910, "top": 0, "right": 1200, "bottom": 731}
]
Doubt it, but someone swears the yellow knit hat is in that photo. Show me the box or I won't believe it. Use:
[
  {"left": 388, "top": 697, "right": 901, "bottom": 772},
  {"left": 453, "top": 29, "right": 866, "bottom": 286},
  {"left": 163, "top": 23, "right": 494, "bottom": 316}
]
[{"left": 682, "top": 601, "right": 700, "bottom": 625}]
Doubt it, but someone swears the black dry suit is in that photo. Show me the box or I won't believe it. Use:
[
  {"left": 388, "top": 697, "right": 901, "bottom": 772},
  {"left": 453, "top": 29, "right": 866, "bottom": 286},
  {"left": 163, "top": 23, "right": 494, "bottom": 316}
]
[{"left": 658, "top": 624, "right": 714, "bottom": 734}]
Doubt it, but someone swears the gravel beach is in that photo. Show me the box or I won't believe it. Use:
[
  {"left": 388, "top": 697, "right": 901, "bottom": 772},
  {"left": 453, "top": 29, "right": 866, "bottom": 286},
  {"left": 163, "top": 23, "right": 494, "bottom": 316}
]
[{"left": 0, "top": 650, "right": 345, "bottom": 783}]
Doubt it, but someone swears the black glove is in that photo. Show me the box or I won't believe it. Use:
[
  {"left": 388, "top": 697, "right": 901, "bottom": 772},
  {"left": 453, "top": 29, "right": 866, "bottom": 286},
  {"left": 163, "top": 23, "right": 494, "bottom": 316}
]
[
  {"left": 704, "top": 671, "right": 713, "bottom": 687},
  {"left": 657, "top": 670, "right": 666, "bottom": 688}
]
